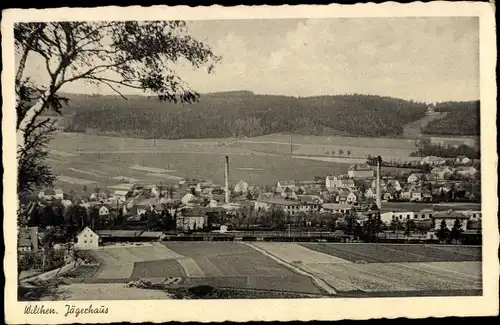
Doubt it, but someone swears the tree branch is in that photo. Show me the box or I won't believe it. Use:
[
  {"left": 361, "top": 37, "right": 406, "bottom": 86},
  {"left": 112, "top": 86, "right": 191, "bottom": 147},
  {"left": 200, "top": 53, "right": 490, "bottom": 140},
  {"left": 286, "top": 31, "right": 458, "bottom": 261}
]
[
  {"left": 83, "top": 76, "right": 142, "bottom": 89},
  {"left": 94, "top": 79, "right": 129, "bottom": 100}
]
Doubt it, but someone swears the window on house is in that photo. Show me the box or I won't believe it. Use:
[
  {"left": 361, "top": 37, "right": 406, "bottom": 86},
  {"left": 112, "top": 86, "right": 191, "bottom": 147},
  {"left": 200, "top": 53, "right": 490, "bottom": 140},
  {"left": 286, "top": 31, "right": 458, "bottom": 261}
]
[
  {"left": 90, "top": 240, "right": 93, "bottom": 244},
  {"left": 429, "top": 214, "right": 433, "bottom": 218},
  {"left": 84, "top": 240, "right": 87, "bottom": 244},
  {"left": 406, "top": 214, "right": 410, "bottom": 219},
  {"left": 415, "top": 214, "right": 419, "bottom": 218},
  {"left": 399, "top": 216, "right": 403, "bottom": 220}
]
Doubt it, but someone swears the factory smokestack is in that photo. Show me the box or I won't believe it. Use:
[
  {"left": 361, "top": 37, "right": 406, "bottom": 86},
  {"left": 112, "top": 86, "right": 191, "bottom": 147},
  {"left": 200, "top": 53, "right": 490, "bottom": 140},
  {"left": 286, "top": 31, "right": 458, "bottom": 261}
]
[
  {"left": 225, "top": 156, "right": 230, "bottom": 203},
  {"left": 376, "top": 156, "right": 382, "bottom": 209}
]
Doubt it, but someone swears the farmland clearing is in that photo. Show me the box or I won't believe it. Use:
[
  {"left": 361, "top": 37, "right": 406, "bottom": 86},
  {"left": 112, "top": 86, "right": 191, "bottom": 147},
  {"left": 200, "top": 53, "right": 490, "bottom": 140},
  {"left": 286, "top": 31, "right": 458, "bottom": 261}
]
[
  {"left": 45, "top": 130, "right": 476, "bottom": 189},
  {"left": 60, "top": 242, "right": 482, "bottom": 299}
]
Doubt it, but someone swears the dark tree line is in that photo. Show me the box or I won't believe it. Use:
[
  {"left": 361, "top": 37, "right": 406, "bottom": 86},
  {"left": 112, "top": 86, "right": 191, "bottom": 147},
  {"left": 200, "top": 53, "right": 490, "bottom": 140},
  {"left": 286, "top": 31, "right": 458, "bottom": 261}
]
[{"left": 64, "top": 92, "right": 436, "bottom": 138}]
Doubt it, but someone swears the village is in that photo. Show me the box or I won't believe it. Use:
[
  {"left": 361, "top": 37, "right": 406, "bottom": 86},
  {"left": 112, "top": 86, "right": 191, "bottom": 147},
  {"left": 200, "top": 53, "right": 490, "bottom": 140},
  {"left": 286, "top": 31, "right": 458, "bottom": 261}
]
[{"left": 17, "top": 152, "right": 482, "bottom": 275}]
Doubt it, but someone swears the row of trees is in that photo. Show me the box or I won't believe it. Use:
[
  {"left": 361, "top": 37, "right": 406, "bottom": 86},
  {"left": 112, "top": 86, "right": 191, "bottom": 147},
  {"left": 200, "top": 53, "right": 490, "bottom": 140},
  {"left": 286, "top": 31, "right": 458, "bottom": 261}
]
[
  {"left": 324, "top": 149, "right": 352, "bottom": 157},
  {"left": 411, "top": 138, "right": 480, "bottom": 159},
  {"left": 435, "top": 219, "right": 465, "bottom": 244}
]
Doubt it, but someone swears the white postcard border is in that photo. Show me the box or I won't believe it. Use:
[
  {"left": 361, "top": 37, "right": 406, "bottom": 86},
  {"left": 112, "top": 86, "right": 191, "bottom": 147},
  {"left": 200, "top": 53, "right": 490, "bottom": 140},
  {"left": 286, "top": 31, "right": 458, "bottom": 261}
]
[{"left": 2, "top": 2, "right": 498, "bottom": 323}]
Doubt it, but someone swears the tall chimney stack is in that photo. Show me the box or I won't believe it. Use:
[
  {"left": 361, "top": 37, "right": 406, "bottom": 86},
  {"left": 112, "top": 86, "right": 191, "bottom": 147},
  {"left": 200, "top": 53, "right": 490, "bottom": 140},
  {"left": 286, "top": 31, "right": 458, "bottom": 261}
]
[
  {"left": 225, "top": 156, "right": 230, "bottom": 203},
  {"left": 376, "top": 156, "right": 382, "bottom": 209}
]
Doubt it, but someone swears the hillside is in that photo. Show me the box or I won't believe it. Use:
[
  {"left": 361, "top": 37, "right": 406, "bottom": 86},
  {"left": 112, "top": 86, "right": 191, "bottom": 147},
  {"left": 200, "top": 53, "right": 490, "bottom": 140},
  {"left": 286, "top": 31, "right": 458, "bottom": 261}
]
[
  {"left": 53, "top": 91, "right": 476, "bottom": 139},
  {"left": 421, "top": 101, "right": 480, "bottom": 136}
]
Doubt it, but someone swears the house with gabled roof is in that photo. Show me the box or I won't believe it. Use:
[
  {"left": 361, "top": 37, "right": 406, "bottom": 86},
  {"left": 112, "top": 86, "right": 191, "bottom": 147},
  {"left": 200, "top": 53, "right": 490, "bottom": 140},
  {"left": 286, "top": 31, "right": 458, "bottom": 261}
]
[
  {"left": 326, "top": 176, "right": 356, "bottom": 190},
  {"left": 407, "top": 173, "right": 424, "bottom": 184},
  {"left": 75, "top": 227, "right": 99, "bottom": 250},
  {"left": 276, "top": 180, "right": 296, "bottom": 193},
  {"left": 337, "top": 189, "right": 357, "bottom": 204},
  {"left": 347, "top": 163, "right": 374, "bottom": 179}
]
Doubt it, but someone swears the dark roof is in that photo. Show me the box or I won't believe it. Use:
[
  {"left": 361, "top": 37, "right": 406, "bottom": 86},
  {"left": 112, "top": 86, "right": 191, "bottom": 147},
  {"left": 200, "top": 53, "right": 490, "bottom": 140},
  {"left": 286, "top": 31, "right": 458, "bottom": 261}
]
[{"left": 95, "top": 230, "right": 140, "bottom": 237}]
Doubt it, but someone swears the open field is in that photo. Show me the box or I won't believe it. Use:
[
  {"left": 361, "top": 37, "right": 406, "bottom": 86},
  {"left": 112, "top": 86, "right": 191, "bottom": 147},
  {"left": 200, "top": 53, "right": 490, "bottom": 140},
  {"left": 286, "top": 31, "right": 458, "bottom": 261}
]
[
  {"left": 248, "top": 133, "right": 419, "bottom": 149},
  {"left": 46, "top": 149, "right": 350, "bottom": 189},
  {"left": 297, "top": 261, "right": 482, "bottom": 293},
  {"left": 254, "top": 243, "right": 482, "bottom": 295},
  {"left": 76, "top": 242, "right": 322, "bottom": 294},
  {"left": 62, "top": 242, "right": 483, "bottom": 298},
  {"left": 46, "top": 131, "right": 481, "bottom": 190},
  {"left": 299, "top": 244, "right": 482, "bottom": 263}
]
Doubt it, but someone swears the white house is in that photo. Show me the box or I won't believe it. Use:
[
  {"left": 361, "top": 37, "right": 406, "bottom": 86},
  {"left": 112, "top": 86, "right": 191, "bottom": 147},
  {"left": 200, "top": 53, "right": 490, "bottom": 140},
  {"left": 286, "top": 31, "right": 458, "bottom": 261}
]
[
  {"left": 254, "top": 198, "right": 321, "bottom": 216},
  {"left": 410, "top": 190, "right": 423, "bottom": 202},
  {"left": 347, "top": 163, "right": 374, "bottom": 179},
  {"left": 326, "top": 176, "right": 356, "bottom": 190},
  {"left": 365, "top": 188, "right": 376, "bottom": 199},
  {"left": 99, "top": 205, "right": 110, "bottom": 218},
  {"left": 456, "top": 156, "right": 471, "bottom": 164},
  {"left": 150, "top": 185, "right": 160, "bottom": 198},
  {"left": 234, "top": 180, "right": 249, "bottom": 194},
  {"left": 385, "top": 210, "right": 434, "bottom": 224},
  {"left": 407, "top": 173, "right": 423, "bottom": 184},
  {"left": 385, "top": 180, "right": 402, "bottom": 192},
  {"left": 113, "top": 190, "right": 129, "bottom": 201},
  {"left": 181, "top": 193, "right": 197, "bottom": 206},
  {"left": 38, "top": 188, "right": 64, "bottom": 201},
  {"left": 75, "top": 227, "right": 99, "bottom": 250},
  {"left": 54, "top": 189, "right": 64, "bottom": 200},
  {"left": 276, "top": 181, "right": 296, "bottom": 193},
  {"left": 176, "top": 209, "right": 206, "bottom": 230}
]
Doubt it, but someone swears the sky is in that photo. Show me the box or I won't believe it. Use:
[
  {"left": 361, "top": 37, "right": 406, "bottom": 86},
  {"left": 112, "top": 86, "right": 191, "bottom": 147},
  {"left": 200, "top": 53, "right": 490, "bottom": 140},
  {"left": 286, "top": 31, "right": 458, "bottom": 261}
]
[{"left": 21, "top": 17, "right": 479, "bottom": 102}]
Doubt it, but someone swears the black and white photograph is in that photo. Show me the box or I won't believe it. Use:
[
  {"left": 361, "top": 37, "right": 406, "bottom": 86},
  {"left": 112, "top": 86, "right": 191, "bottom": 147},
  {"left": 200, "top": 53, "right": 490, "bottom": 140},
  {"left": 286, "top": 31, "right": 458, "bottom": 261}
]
[{"left": 3, "top": 3, "right": 498, "bottom": 323}]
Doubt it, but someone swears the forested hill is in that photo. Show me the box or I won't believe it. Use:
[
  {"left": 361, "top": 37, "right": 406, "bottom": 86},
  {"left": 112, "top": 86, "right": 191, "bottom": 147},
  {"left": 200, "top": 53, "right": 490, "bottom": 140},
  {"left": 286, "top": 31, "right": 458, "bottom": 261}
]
[
  {"left": 57, "top": 91, "right": 474, "bottom": 139},
  {"left": 422, "top": 101, "right": 480, "bottom": 136}
]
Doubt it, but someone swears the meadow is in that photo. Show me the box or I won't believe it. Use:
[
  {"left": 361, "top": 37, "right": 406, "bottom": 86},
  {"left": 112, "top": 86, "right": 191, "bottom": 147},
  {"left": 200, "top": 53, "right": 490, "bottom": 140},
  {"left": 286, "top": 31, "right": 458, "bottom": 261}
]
[
  {"left": 78, "top": 242, "right": 322, "bottom": 294},
  {"left": 47, "top": 149, "right": 350, "bottom": 190},
  {"left": 255, "top": 243, "right": 482, "bottom": 294},
  {"left": 64, "top": 242, "right": 482, "bottom": 298}
]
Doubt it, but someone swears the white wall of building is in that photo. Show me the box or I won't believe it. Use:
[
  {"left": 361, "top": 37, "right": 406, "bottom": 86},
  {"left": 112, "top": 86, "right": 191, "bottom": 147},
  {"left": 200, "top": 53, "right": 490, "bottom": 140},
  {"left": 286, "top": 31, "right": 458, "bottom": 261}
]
[{"left": 75, "top": 227, "right": 99, "bottom": 250}]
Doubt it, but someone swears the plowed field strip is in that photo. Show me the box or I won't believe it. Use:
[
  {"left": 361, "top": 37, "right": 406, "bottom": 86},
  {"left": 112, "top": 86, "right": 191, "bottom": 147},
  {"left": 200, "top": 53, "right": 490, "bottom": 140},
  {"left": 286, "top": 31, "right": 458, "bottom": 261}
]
[
  {"left": 253, "top": 242, "right": 351, "bottom": 264},
  {"left": 400, "top": 262, "right": 482, "bottom": 285},
  {"left": 177, "top": 258, "right": 205, "bottom": 277},
  {"left": 98, "top": 263, "right": 134, "bottom": 279},
  {"left": 193, "top": 256, "right": 225, "bottom": 277},
  {"left": 92, "top": 250, "right": 121, "bottom": 265},
  {"left": 211, "top": 256, "right": 239, "bottom": 276},
  {"left": 130, "top": 259, "right": 186, "bottom": 279},
  {"left": 105, "top": 248, "right": 142, "bottom": 263},
  {"left": 301, "top": 244, "right": 386, "bottom": 263},
  {"left": 431, "top": 246, "right": 482, "bottom": 258},
  {"left": 381, "top": 245, "right": 481, "bottom": 262}
]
